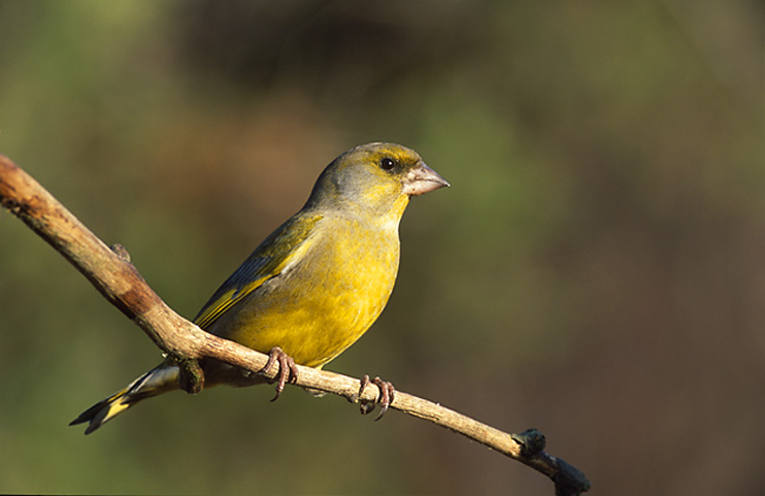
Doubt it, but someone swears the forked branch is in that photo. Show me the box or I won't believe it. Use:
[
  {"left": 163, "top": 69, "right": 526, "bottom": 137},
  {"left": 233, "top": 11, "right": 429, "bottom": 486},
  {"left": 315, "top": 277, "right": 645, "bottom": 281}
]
[{"left": 0, "top": 155, "right": 590, "bottom": 495}]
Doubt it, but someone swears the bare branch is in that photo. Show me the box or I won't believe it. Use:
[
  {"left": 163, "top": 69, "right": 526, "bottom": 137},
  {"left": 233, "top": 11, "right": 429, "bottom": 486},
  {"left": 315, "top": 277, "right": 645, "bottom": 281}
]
[{"left": 0, "top": 154, "right": 590, "bottom": 495}]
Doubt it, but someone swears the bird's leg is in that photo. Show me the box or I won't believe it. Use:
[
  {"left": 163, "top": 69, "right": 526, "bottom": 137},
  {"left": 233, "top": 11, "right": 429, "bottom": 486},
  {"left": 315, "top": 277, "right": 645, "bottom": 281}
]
[
  {"left": 257, "top": 346, "right": 299, "bottom": 401},
  {"left": 358, "top": 374, "right": 396, "bottom": 421}
]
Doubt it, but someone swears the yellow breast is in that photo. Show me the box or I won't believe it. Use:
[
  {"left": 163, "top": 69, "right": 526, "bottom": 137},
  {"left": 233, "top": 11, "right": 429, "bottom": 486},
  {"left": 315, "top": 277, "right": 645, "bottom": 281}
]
[{"left": 209, "top": 212, "right": 401, "bottom": 368}]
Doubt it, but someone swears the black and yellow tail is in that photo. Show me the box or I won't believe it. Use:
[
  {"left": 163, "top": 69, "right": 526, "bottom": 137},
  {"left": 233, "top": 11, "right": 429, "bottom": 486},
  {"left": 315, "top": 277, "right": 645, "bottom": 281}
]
[{"left": 70, "top": 363, "right": 180, "bottom": 434}]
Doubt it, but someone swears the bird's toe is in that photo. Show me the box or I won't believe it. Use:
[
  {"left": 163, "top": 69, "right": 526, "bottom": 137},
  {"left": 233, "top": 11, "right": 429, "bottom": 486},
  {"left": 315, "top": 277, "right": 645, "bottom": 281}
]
[
  {"left": 358, "top": 374, "right": 395, "bottom": 420},
  {"left": 257, "top": 346, "right": 299, "bottom": 401}
]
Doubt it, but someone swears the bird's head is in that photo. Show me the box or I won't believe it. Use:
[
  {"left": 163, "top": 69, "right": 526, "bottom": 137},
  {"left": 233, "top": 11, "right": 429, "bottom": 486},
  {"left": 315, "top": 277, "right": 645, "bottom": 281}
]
[{"left": 305, "top": 142, "right": 449, "bottom": 219}]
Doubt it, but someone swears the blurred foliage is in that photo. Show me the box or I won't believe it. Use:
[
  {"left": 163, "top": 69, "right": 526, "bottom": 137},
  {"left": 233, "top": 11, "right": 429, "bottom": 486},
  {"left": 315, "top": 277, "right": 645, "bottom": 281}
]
[{"left": 1, "top": 1, "right": 764, "bottom": 494}]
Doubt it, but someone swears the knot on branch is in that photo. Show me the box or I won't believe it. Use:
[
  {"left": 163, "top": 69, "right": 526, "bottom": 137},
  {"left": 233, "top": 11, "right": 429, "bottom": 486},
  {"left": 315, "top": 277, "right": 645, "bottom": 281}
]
[
  {"left": 512, "top": 428, "right": 546, "bottom": 457},
  {"left": 177, "top": 358, "right": 205, "bottom": 394},
  {"left": 110, "top": 243, "right": 131, "bottom": 263},
  {"left": 512, "top": 429, "right": 591, "bottom": 495}
]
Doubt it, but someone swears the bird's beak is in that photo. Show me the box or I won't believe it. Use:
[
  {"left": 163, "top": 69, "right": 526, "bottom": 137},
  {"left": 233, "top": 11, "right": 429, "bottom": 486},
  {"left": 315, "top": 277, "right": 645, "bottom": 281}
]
[{"left": 402, "top": 162, "right": 451, "bottom": 196}]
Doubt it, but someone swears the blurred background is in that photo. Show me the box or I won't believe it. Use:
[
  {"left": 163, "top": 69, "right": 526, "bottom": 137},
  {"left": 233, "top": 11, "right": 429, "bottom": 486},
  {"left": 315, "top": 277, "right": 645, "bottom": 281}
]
[{"left": 1, "top": 1, "right": 764, "bottom": 494}]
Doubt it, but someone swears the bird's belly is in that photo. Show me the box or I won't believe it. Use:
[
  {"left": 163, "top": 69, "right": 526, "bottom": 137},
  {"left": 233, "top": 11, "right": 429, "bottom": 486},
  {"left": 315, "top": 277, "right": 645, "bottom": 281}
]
[{"left": 213, "top": 229, "right": 399, "bottom": 368}]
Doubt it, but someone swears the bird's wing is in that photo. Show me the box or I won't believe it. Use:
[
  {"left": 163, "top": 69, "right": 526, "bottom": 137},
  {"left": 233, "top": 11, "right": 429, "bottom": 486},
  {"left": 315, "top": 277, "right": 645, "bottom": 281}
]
[{"left": 193, "top": 212, "right": 323, "bottom": 329}]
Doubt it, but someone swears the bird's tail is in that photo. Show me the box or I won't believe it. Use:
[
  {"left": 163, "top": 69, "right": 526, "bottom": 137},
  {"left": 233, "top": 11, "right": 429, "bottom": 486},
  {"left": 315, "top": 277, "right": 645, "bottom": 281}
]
[{"left": 70, "top": 363, "right": 180, "bottom": 434}]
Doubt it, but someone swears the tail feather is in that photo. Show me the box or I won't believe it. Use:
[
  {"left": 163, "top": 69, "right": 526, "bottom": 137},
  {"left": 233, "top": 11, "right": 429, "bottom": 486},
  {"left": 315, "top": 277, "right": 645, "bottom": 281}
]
[
  {"left": 70, "top": 364, "right": 179, "bottom": 434},
  {"left": 69, "top": 388, "right": 133, "bottom": 434}
]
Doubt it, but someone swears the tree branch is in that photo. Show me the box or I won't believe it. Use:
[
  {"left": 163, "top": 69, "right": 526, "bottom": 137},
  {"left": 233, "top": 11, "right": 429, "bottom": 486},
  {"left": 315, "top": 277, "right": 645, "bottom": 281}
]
[{"left": 0, "top": 154, "right": 590, "bottom": 495}]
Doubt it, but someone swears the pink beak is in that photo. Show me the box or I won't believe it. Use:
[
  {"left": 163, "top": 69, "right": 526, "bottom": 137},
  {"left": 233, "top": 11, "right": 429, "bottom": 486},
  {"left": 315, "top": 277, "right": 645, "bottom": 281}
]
[{"left": 402, "top": 162, "right": 450, "bottom": 196}]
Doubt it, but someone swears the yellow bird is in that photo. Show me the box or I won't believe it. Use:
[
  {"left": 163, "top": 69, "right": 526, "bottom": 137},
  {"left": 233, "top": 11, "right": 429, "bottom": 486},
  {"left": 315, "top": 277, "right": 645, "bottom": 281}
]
[{"left": 71, "top": 142, "right": 449, "bottom": 434}]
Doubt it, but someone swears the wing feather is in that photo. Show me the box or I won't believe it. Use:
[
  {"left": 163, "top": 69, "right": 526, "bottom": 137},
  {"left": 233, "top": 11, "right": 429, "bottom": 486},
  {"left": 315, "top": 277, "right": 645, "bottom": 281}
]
[{"left": 193, "top": 212, "right": 322, "bottom": 329}]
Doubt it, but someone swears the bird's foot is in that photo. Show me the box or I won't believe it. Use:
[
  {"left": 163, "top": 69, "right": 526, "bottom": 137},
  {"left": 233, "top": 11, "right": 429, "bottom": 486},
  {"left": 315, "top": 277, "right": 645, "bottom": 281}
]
[
  {"left": 358, "top": 374, "right": 395, "bottom": 421},
  {"left": 258, "top": 346, "right": 298, "bottom": 401}
]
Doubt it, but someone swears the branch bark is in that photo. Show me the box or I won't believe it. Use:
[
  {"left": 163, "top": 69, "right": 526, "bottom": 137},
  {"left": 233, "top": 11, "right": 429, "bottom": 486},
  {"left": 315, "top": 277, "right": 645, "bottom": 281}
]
[{"left": 0, "top": 154, "right": 590, "bottom": 495}]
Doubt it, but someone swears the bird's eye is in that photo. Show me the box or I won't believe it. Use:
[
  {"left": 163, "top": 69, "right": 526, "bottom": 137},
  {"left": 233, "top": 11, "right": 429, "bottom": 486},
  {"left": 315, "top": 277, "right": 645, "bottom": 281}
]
[{"left": 380, "top": 157, "right": 396, "bottom": 171}]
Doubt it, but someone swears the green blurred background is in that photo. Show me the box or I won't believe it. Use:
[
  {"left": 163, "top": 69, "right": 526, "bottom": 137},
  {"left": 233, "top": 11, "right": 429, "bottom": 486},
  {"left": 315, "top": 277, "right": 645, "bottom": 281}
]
[{"left": 1, "top": 1, "right": 764, "bottom": 494}]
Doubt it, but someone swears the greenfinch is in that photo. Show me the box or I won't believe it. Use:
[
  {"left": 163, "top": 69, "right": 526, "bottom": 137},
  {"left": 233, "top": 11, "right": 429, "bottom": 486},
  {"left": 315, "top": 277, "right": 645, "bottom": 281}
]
[{"left": 71, "top": 142, "right": 449, "bottom": 434}]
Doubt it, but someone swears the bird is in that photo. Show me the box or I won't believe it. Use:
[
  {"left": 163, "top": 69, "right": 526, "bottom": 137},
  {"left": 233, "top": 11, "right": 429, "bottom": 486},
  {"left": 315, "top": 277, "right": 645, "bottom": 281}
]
[{"left": 70, "top": 142, "right": 449, "bottom": 434}]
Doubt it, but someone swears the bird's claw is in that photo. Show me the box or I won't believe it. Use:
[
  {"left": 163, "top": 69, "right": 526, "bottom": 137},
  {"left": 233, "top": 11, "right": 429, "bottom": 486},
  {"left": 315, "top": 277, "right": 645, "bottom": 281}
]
[
  {"left": 258, "top": 346, "right": 298, "bottom": 401},
  {"left": 358, "top": 374, "right": 395, "bottom": 421}
]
